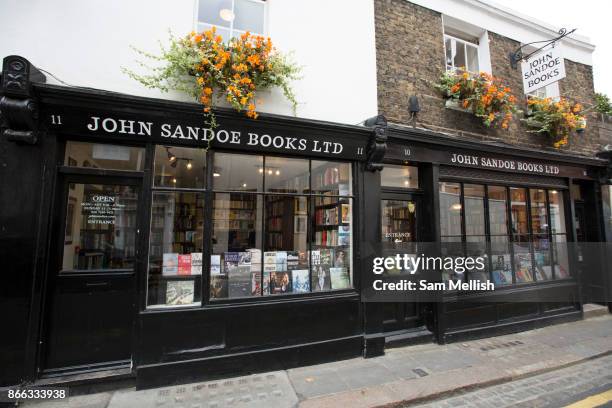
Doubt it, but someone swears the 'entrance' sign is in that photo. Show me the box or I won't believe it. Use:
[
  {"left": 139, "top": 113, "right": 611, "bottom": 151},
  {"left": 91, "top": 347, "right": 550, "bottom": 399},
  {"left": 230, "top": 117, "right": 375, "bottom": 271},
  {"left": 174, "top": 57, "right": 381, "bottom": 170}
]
[{"left": 521, "top": 46, "right": 566, "bottom": 94}]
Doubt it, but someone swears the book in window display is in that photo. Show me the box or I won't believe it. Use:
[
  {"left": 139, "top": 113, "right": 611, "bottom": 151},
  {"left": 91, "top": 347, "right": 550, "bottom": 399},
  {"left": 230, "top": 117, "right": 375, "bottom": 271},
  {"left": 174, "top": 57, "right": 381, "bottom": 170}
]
[
  {"left": 338, "top": 226, "right": 351, "bottom": 246},
  {"left": 330, "top": 267, "right": 350, "bottom": 289},
  {"left": 491, "top": 254, "right": 512, "bottom": 285},
  {"left": 191, "top": 252, "right": 202, "bottom": 275},
  {"left": 210, "top": 254, "right": 221, "bottom": 275},
  {"left": 269, "top": 271, "right": 292, "bottom": 294},
  {"left": 162, "top": 253, "right": 178, "bottom": 276},
  {"left": 226, "top": 252, "right": 253, "bottom": 298},
  {"left": 341, "top": 203, "right": 350, "bottom": 223},
  {"left": 312, "top": 264, "right": 331, "bottom": 291},
  {"left": 166, "top": 280, "right": 195, "bottom": 305},
  {"left": 251, "top": 271, "right": 261, "bottom": 296},
  {"left": 178, "top": 254, "right": 191, "bottom": 275},
  {"left": 514, "top": 253, "right": 534, "bottom": 282},
  {"left": 292, "top": 269, "right": 310, "bottom": 293},
  {"left": 334, "top": 249, "right": 348, "bottom": 267},
  {"left": 210, "top": 274, "right": 228, "bottom": 299}
]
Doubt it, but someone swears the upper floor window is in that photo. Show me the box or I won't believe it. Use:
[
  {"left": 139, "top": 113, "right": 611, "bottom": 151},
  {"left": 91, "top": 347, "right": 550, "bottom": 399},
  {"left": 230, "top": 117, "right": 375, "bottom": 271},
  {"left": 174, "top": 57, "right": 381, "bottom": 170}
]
[
  {"left": 197, "top": 0, "right": 265, "bottom": 40},
  {"left": 444, "top": 34, "right": 479, "bottom": 73},
  {"left": 527, "top": 83, "right": 560, "bottom": 101}
]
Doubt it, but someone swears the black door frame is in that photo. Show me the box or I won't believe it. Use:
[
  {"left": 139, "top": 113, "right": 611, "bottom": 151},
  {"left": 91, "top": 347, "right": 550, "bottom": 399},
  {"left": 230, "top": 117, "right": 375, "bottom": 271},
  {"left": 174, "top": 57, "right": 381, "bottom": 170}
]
[{"left": 38, "top": 169, "right": 145, "bottom": 377}]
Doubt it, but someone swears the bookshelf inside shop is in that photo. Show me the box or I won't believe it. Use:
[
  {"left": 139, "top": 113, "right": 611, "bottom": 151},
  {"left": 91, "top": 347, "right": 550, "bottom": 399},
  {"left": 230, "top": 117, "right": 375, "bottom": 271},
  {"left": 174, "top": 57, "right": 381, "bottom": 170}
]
[
  {"left": 213, "top": 193, "right": 257, "bottom": 251},
  {"left": 381, "top": 202, "right": 415, "bottom": 242},
  {"left": 265, "top": 196, "right": 295, "bottom": 250}
]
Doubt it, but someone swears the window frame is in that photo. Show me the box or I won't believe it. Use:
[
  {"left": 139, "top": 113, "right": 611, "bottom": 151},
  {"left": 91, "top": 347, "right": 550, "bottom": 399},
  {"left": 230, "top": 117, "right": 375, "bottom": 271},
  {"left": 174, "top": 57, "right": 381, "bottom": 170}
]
[
  {"left": 194, "top": 0, "right": 267, "bottom": 40},
  {"left": 443, "top": 34, "right": 480, "bottom": 73}
]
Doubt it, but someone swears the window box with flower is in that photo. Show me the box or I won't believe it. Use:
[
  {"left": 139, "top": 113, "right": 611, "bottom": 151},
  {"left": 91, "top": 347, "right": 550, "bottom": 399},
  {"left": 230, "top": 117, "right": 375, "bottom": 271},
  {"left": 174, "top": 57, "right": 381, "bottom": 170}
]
[
  {"left": 521, "top": 97, "right": 587, "bottom": 148},
  {"left": 124, "top": 28, "right": 301, "bottom": 132},
  {"left": 435, "top": 70, "right": 520, "bottom": 129}
]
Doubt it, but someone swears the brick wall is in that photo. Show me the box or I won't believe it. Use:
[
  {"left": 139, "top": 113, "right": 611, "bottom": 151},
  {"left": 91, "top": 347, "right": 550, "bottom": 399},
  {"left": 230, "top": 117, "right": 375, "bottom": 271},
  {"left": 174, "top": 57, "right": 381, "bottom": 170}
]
[{"left": 375, "top": 0, "right": 602, "bottom": 157}]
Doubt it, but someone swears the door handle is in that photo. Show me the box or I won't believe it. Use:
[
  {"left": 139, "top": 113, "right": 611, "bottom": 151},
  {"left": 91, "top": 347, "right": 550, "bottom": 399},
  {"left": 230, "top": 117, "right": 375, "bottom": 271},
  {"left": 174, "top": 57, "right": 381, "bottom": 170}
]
[{"left": 85, "top": 282, "right": 109, "bottom": 287}]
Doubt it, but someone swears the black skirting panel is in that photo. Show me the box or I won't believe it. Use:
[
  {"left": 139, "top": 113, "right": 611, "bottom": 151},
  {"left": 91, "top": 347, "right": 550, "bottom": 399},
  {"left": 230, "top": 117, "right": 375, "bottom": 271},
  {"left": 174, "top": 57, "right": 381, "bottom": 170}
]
[
  {"left": 135, "top": 294, "right": 363, "bottom": 388},
  {"left": 438, "top": 282, "right": 581, "bottom": 343}
]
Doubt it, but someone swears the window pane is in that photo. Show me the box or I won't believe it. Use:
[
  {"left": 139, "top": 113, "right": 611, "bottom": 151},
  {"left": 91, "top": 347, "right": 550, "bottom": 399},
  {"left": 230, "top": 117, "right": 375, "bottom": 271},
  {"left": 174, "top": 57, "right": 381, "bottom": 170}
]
[
  {"left": 466, "top": 44, "right": 479, "bottom": 72},
  {"left": 488, "top": 186, "right": 508, "bottom": 235},
  {"left": 198, "top": 23, "right": 230, "bottom": 41},
  {"left": 466, "top": 236, "right": 488, "bottom": 282},
  {"left": 263, "top": 196, "right": 310, "bottom": 295},
  {"left": 453, "top": 40, "right": 466, "bottom": 71},
  {"left": 65, "top": 142, "right": 144, "bottom": 171},
  {"left": 213, "top": 153, "right": 263, "bottom": 192},
  {"left": 533, "top": 234, "right": 552, "bottom": 281},
  {"left": 148, "top": 192, "right": 204, "bottom": 307},
  {"left": 439, "top": 182, "right": 462, "bottom": 236},
  {"left": 445, "top": 37, "right": 453, "bottom": 69},
  {"left": 312, "top": 197, "right": 352, "bottom": 291},
  {"left": 548, "top": 190, "right": 566, "bottom": 234},
  {"left": 234, "top": 0, "right": 265, "bottom": 33},
  {"left": 381, "top": 200, "right": 417, "bottom": 243},
  {"left": 198, "top": 0, "right": 232, "bottom": 28},
  {"left": 464, "top": 184, "right": 485, "bottom": 236},
  {"left": 491, "top": 236, "right": 512, "bottom": 286},
  {"left": 552, "top": 234, "right": 570, "bottom": 279},
  {"left": 154, "top": 146, "right": 206, "bottom": 189},
  {"left": 510, "top": 188, "right": 528, "bottom": 235},
  {"left": 441, "top": 236, "right": 463, "bottom": 283},
  {"left": 264, "top": 156, "right": 309, "bottom": 194},
  {"left": 311, "top": 161, "right": 352, "bottom": 196},
  {"left": 380, "top": 165, "right": 419, "bottom": 189},
  {"left": 530, "top": 189, "right": 548, "bottom": 234},
  {"left": 210, "top": 192, "right": 262, "bottom": 299},
  {"left": 62, "top": 184, "right": 138, "bottom": 271},
  {"left": 513, "top": 235, "right": 534, "bottom": 283}
]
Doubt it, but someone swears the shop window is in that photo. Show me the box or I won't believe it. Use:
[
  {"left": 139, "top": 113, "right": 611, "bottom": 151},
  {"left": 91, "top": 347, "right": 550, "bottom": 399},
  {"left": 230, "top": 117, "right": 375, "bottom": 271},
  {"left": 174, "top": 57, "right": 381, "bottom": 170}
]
[
  {"left": 197, "top": 0, "right": 265, "bottom": 40},
  {"left": 64, "top": 141, "right": 144, "bottom": 171},
  {"left": 210, "top": 154, "right": 353, "bottom": 300},
  {"left": 438, "top": 182, "right": 571, "bottom": 287},
  {"left": 380, "top": 165, "right": 419, "bottom": 189},
  {"left": 154, "top": 146, "right": 207, "bottom": 188}
]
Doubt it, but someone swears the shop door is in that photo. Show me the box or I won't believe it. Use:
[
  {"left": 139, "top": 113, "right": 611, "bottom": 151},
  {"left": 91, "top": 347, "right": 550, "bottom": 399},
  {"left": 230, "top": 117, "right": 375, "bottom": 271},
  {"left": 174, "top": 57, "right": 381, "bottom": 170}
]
[
  {"left": 41, "top": 176, "right": 140, "bottom": 375},
  {"left": 380, "top": 195, "right": 425, "bottom": 332}
]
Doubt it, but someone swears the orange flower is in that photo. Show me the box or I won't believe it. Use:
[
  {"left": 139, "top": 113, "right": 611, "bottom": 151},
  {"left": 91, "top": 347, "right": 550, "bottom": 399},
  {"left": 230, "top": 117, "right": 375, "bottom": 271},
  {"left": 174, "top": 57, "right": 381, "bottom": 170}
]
[
  {"left": 450, "top": 84, "right": 461, "bottom": 93},
  {"left": 462, "top": 99, "right": 469, "bottom": 108},
  {"left": 203, "top": 87, "right": 213, "bottom": 95},
  {"left": 240, "top": 96, "right": 248, "bottom": 105},
  {"left": 573, "top": 103, "right": 582, "bottom": 113},
  {"left": 194, "top": 34, "right": 203, "bottom": 43},
  {"left": 196, "top": 77, "right": 205, "bottom": 86}
]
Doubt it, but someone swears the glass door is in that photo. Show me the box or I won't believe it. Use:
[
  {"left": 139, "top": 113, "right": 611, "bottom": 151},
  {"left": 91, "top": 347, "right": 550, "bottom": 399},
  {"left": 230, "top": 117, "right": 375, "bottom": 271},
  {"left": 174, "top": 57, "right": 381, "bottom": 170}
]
[
  {"left": 380, "top": 195, "right": 424, "bottom": 333},
  {"left": 42, "top": 177, "right": 141, "bottom": 374}
]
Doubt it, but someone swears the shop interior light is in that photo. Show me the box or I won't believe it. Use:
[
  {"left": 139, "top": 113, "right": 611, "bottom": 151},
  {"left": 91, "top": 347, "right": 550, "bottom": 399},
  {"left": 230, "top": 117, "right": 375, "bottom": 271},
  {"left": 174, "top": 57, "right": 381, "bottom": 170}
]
[
  {"left": 450, "top": 203, "right": 462, "bottom": 211},
  {"left": 242, "top": 182, "right": 247, "bottom": 188},
  {"left": 219, "top": 8, "right": 235, "bottom": 22},
  {"left": 258, "top": 168, "right": 264, "bottom": 174},
  {"left": 213, "top": 172, "right": 221, "bottom": 177},
  {"left": 267, "top": 169, "right": 273, "bottom": 175},
  {"left": 172, "top": 178, "right": 177, "bottom": 184},
  {"left": 404, "top": 180, "right": 410, "bottom": 186},
  {"left": 186, "top": 161, "right": 192, "bottom": 170},
  {"left": 550, "top": 190, "right": 558, "bottom": 194},
  {"left": 275, "top": 169, "right": 280, "bottom": 175}
]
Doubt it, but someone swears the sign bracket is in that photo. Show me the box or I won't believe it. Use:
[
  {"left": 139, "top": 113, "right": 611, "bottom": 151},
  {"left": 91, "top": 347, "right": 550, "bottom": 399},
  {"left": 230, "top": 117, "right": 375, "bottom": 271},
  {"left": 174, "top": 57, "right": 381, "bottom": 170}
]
[{"left": 509, "top": 28, "right": 576, "bottom": 69}]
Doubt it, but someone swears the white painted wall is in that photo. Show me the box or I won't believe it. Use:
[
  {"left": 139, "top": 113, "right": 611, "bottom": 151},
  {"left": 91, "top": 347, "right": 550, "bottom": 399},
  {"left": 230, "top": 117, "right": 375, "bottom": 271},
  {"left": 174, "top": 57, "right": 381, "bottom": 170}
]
[{"left": 0, "top": 0, "right": 378, "bottom": 125}]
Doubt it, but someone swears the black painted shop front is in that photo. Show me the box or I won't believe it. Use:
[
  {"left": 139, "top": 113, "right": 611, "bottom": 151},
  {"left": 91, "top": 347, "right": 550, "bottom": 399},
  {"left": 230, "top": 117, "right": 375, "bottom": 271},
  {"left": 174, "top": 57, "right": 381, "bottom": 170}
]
[{"left": 1, "top": 56, "right": 610, "bottom": 389}]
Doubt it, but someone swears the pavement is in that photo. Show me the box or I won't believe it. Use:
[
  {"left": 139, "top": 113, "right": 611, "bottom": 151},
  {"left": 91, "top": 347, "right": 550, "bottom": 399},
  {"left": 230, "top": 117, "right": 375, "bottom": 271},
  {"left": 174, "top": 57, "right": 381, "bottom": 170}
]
[{"left": 16, "top": 313, "right": 612, "bottom": 408}]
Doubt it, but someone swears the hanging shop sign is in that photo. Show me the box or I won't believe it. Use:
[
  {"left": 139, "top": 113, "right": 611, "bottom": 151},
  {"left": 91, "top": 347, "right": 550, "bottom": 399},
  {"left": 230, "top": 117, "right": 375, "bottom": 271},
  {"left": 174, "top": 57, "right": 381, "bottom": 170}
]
[
  {"left": 45, "top": 108, "right": 368, "bottom": 161},
  {"left": 521, "top": 46, "right": 566, "bottom": 94},
  {"left": 386, "top": 143, "right": 589, "bottom": 179}
]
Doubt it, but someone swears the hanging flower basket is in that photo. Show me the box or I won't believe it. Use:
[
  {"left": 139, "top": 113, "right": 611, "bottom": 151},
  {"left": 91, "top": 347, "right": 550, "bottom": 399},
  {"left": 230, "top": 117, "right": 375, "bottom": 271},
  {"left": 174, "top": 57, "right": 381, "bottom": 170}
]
[
  {"left": 435, "top": 70, "right": 519, "bottom": 129},
  {"left": 123, "top": 28, "right": 301, "bottom": 130},
  {"left": 521, "top": 98, "right": 587, "bottom": 148}
]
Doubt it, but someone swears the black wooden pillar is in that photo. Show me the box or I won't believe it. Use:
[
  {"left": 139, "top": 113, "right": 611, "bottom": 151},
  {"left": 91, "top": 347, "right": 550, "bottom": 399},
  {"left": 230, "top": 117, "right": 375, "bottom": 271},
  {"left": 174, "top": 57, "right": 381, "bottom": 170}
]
[{"left": 0, "top": 55, "right": 54, "bottom": 385}]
